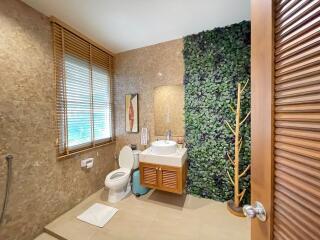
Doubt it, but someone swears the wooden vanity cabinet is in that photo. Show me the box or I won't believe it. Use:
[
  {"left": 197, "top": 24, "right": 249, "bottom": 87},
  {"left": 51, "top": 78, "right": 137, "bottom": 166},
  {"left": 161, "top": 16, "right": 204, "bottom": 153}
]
[{"left": 139, "top": 161, "right": 187, "bottom": 194}]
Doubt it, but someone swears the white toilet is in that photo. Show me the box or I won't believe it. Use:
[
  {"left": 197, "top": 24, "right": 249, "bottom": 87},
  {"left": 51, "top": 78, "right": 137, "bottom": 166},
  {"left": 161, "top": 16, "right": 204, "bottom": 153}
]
[{"left": 105, "top": 146, "right": 140, "bottom": 203}]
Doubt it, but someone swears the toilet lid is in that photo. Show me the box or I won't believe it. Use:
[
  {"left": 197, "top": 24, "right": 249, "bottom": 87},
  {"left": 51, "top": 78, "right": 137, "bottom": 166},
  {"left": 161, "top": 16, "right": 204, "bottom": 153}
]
[{"left": 119, "top": 146, "right": 134, "bottom": 169}]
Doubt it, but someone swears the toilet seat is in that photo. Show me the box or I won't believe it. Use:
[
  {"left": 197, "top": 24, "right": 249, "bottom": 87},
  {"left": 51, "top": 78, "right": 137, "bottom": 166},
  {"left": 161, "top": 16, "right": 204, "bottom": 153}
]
[
  {"left": 105, "top": 168, "right": 130, "bottom": 189},
  {"left": 106, "top": 168, "right": 130, "bottom": 181}
]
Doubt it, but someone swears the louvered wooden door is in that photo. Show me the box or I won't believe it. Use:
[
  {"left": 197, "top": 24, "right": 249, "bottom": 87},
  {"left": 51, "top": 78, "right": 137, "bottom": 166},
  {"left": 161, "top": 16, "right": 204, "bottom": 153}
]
[
  {"left": 158, "top": 166, "right": 179, "bottom": 192},
  {"left": 140, "top": 163, "right": 158, "bottom": 187},
  {"left": 273, "top": 1, "right": 320, "bottom": 239},
  {"left": 251, "top": 0, "right": 320, "bottom": 239}
]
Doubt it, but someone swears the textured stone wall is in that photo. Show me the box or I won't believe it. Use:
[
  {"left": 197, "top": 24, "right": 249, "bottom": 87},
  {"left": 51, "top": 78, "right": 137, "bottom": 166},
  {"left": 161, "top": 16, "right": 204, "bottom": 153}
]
[
  {"left": 114, "top": 40, "right": 184, "bottom": 152},
  {"left": 0, "top": 1, "right": 116, "bottom": 240}
]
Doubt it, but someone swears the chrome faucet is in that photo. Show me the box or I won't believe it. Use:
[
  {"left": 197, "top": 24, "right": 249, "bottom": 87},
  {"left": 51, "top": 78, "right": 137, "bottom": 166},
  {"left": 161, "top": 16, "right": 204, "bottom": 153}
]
[{"left": 165, "top": 129, "right": 172, "bottom": 141}]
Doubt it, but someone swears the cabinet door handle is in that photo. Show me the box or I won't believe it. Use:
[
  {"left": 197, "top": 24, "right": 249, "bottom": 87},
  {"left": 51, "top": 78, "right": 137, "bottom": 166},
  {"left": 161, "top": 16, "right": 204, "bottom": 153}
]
[{"left": 159, "top": 167, "right": 162, "bottom": 171}]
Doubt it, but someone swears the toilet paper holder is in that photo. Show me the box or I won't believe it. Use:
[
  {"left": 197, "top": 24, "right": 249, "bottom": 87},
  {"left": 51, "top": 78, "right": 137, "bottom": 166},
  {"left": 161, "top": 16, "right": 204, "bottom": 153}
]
[{"left": 81, "top": 158, "right": 94, "bottom": 169}]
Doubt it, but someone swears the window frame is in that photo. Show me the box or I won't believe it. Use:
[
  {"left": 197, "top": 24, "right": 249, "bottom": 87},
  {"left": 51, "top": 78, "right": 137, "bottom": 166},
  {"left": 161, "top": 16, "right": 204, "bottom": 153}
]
[{"left": 51, "top": 18, "right": 115, "bottom": 158}]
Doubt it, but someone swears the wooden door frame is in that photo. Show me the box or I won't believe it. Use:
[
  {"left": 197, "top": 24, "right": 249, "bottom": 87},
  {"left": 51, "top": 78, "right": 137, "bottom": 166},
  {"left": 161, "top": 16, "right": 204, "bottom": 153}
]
[{"left": 251, "top": 0, "right": 274, "bottom": 239}]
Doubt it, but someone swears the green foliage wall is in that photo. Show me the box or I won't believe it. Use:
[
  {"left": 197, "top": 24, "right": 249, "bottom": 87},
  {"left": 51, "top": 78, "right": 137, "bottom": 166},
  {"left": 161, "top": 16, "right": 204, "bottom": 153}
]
[{"left": 183, "top": 21, "right": 251, "bottom": 204}]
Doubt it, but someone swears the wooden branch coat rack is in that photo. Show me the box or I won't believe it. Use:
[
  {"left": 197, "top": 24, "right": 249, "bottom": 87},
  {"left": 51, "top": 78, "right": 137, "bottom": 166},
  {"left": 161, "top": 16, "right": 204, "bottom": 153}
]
[{"left": 225, "top": 81, "right": 251, "bottom": 217}]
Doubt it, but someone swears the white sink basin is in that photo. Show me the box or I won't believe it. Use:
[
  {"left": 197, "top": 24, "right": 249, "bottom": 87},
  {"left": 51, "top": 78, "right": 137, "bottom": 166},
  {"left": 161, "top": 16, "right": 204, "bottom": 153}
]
[{"left": 151, "top": 140, "right": 177, "bottom": 155}]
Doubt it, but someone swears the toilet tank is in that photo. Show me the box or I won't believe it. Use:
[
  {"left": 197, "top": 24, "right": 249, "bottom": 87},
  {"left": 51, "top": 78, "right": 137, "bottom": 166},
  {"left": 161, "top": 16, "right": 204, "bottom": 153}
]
[{"left": 132, "top": 150, "right": 141, "bottom": 170}]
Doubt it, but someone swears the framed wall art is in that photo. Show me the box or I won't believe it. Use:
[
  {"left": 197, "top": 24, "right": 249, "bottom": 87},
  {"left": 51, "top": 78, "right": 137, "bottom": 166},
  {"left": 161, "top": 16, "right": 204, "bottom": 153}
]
[{"left": 125, "top": 94, "right": 139, "bottom": 133}]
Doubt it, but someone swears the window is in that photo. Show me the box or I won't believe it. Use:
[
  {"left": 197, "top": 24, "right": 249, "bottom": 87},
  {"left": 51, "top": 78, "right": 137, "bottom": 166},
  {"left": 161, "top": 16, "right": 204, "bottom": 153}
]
[{"left": 52, "top": 22, "right": 113, "bottom": 156}]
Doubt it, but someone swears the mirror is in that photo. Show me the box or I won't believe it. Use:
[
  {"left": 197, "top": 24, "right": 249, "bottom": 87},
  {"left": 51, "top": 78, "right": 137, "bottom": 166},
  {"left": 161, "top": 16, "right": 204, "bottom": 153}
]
[{"left": 154, "top": 85, "right": 184, "bottom": 137}]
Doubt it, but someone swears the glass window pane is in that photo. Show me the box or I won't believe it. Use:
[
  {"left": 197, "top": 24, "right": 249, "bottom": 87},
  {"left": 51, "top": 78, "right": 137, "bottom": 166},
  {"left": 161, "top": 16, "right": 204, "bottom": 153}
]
[
  {"left": 65, "top": 54, "right": 92, "bottom": 148},
  {"left": 92, "top": 66, "right": 112, "bottom": 141}
]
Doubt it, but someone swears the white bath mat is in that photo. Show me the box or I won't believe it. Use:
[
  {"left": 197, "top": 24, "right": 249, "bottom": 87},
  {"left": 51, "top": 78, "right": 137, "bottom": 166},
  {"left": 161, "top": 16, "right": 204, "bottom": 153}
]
[{"left": 77, "top": 203, "right": 118, "bottom": 228}]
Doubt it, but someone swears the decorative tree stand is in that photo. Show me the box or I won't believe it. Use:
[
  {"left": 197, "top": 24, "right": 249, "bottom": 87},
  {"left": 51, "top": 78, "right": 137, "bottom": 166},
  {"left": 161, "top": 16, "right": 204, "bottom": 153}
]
[{"left": 225, "top": 81, "right": 251, "bottom": 217}]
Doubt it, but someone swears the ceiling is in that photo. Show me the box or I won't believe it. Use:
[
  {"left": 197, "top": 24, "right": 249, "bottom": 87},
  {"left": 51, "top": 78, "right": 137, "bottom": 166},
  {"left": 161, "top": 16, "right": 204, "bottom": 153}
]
[{"left": 23, "top": 0, "right": 250, "bottom": 54}]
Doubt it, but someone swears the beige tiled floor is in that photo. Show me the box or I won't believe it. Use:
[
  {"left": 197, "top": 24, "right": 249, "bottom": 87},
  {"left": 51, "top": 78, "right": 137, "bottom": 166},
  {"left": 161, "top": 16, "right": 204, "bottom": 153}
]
[
  {"left": 45, "top": 189, "right": 250, "bottom": 240},
  {"left": 34, "top": 233, "right": 58, "bottom": 240}
]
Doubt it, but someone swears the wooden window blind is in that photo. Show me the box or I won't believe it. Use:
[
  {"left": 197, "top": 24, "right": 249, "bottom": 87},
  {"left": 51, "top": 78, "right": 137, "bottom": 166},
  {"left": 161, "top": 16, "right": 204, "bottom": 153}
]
[{"left": 52, "top": 22, "right": 114, "bottom": 157}]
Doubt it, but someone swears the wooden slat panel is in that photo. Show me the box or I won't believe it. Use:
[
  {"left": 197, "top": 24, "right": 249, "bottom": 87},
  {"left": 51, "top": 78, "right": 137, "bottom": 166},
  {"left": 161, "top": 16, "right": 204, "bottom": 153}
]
[
  {"left": 275, "top": 103, "right": 320, "bottom": 112},
  {"left": 52, "top": 24, "right": 67, "bottom": 155},
  {"left": 276, "top": 34, "right": 320, "bottom": 63},
  {"left": 275, "top": 184, "right": 320, "bottom": 216},
  {"left": 276, "top": 44, "right": 320, "bottom": 71},
  {"left": 276, "top": 156, "right": 320, "bottom": 179},
  {"left": 275, "top": 112, "right": 320, "bottom": 121},
  {"left": 275, "top": 120, "right": 320, "bottom": 131},
  {"left": 275, "top": 162, "right": 320, "bottom": 188},
  {"left": 276, "top": 26, "right": 320, "bottom": 57},
  {"left": 161, "top": 169, "right": 177, "bottom": 189},
  {"left": 275, "top": 1, "right": 320, "bottom": 32},
  {"left": 275, "top": 15, "right": 320, "bottom": 47},
  {"left": 276, "top": 0, "right": 300, "bottom": 19},
  {"left": 274, "top": 216, "right": 301, "bottom": 240},
  {"left": 275, "top": 83, "right": 320, "bottom": 98},
  {"left": 142, "top": 166, "right": 157, "bottom": 185},
  {"left": 274, "top": 204, "right": 317, "bottom": 240},
  {"left": 275, "top": 55, "right": 320, "bottom": 77},
  {"left": 275, "top": 66, "right": 320, "bottom": 84},
  {"left": 275, "top": 170, "right": 320, "bottom": 211},
  {"left": 275, "top": 128, "right": 320, "bottom": 141},
  {"left": 275, "top": 0, "right": 291, "bottom": 12},
  {"left": 273, "top": 4, "right": 320, "bottom": 234},
  {"left": 274, "top": 193, "right": 319, "bottom": 236},
  {"left": 275, "top": 74, "right": 320, "bottom": 91},
  {"left": 275, "top": 92, "right": 320, "bottom": 105},
  {"left": 275, "top": 149, "right": 320, "bottom": 169},
  {"left": 276, "top": 4, "right": 320, "bottom": 39},
  {"left": 275, "top": 176, "right": 320, "bottom": 210},
  {"left": 275, "top": 142, "right": 320, "bottom": 160},
  {"left": 275, "top": 135, "right": 320, "bottom": 150},
  {"left": 91, "top": 45, "right": 112, "bottom": 70}
]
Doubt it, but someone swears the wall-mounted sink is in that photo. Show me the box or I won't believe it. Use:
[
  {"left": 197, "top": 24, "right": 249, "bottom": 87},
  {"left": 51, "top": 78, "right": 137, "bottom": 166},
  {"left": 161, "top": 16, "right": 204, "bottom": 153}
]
[{"left": 151, "top": 140, "right": 177, "bottom": 155}]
